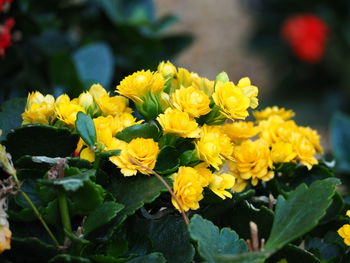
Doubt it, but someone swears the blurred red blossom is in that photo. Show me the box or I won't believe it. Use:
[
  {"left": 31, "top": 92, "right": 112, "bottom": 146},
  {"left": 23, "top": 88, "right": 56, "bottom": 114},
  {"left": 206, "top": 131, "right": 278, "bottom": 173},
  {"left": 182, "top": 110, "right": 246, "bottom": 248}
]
[
  {"left": 0, "top": 18, "right": 14, "bottom": 57},
  {"left": 281, "top": 14, "right": 329, "bottom": 64},
  {"left": 0, "top": 0, "right": 12, "bottom": 12}
]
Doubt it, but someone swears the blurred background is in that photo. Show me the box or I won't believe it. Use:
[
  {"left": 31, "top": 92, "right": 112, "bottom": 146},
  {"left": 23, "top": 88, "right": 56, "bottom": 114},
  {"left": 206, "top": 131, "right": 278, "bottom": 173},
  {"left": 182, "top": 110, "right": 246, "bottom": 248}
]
[{"left": 1, "top": 0, "right": 350, "bottom": 173}]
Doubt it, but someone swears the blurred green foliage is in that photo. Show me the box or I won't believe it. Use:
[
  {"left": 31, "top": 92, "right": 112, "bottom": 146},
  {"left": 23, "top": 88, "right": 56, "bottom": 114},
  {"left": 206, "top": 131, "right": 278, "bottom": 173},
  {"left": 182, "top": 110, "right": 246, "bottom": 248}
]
[
  {"left": 0, "top": 0, "right": 192, "bottom": 102},
  {"left": 244, "top": 0, "right": 350, "bottom": 123}
]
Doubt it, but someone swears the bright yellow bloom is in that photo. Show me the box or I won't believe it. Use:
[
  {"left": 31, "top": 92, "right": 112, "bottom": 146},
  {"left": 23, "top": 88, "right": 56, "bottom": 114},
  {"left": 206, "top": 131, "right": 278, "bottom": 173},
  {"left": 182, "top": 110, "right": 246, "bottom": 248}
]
[
  {"left": 338, "top": 224, "right": 350, "bottom": 246},
  {"left": 209, "top": 173, "right": 235, "bottom": 199},
  {"left": 157, "top": 108, "right": 200, "bottom": 138},
  {"left": 192, "top": 76, "right": 215, "bottom": 97},
  {"left": 171, "top": 166, "right": 204, "bottom": 212},
  {"left": 298, "top": 126, "right": 323, "bottom": 154},
  {"left": 222, "top": 121, "right": 259, "bottom": 143},
  {"left": 116, "top": 70, "right": 166, "bottom": 103},
  {"left": 195, "top": 125, "right": 233, "bottom": 170},
  {"left": 22, "top": 91, "right": 55, "bottom": 125},
  {"left": 158, "top": 61, "right": 177, "bottom": 77},
  {"left": 254, "top": 106, "right": 295, "bottom": 122},
  {"left": 193, "top": 162, "right": 213, "bottom": 187},
  {"left": 114, "top": 112, "right": 143, "bottom": 134},
  {"left": 98, "top": 94, "right": 130, "bottom": 116},
  {"left": 80, "top": 147, "right": 95, "bottom": 162},
  {"left": 212, "top": 81, "right": 250, "bottom": 120},
  {"left": 231, "top": 177, "right": 249, "bottom": 193},
  {"left": 230, "top": 139, "right": 274, "bottom": 187},
  {"left": 109, "top": 138, "right": 159, "bottom": 176},
  {"left": 237, "top": 77, "right": 259, "bottom": 109},
  {"left": 0, "top": 226, "right": 11, "bottom": 254},
  {"left": 171, "top": 86, "right": 211, "bottom": 118},
  {"left": 93, "top": 116, "right": 116, "bottom": 148},
  {"left": 271, "top": 141, "right": 297, "bottom": 163},
  {"left": 289, "top": 133, "right": 318, "bottom": 170},
  {"left": 89, "top": 84, "right": 108, "bottom": 101},
  {"left": 55, "top": 94, "right": 85, "bottom": 128},
  {"left": 171, "top": 67, "right": 198, "bottom": 90}
]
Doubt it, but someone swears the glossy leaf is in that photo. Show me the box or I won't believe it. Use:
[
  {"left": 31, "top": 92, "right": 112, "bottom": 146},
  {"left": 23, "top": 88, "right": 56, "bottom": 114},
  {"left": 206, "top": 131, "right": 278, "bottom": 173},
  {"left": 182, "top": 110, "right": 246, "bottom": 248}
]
[
  {"left": 265, "top": 179, "right": 339, "bottom": 252},
  {"left": 76, "top": 112, "right": 97, "bottom": 148},
  {"left": 84, "top": 202, "right": 124, "bottom": 236},
  {"left": 3, "top": 125, "right": 79, "bottom": 161},
  {"left": 154, "top": 146, "right": 180, "bottom": 174},
  {"left": 116, "top": 123, "right": 160, "bottom": 143},
  {"left": 189, "top": 214, "right": 247, "bottom": 263}
]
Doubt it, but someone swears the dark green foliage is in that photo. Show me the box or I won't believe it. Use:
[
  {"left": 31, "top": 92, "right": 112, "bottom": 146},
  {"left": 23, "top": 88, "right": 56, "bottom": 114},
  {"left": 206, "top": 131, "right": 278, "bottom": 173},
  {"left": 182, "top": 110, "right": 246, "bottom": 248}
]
[{"left": 0, "top": 0, "right": 192, "bottom": 102}]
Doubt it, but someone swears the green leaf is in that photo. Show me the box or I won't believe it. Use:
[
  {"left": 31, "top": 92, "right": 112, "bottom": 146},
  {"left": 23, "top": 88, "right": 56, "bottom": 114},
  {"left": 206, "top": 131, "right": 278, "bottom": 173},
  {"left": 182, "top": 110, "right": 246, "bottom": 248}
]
[
  {"left": 73, "top": 42, "right": 114, "bottom": 88},
  {"left": 98, "top": 150, "right": 121, "bottom": 159},
  {"left": 116, "top": 123, "right": 160, "bottom": 143},
  {"left": 6, "top": 237, "right": 59, "bottom": 262},
  {"left": 69, "top": 180, "right": 105, "bottom": 215},
  {"left": 155, "top": 146, "right": 180, "bottom": 174},
  {"left": 189, "top": 214, "right": 247, "bottom": 263},
  {"left": 39, "top": 169, "right": 96, "bottom": 192},
  {"left": 76, "top": 112, "right": 97, "bottom": 148},
  {"left": 0, "top": 97, "right": 26, "bottom": 141},
  {"left": 264, "top": 179, "right": 339, "bottom": 252},
  {"left": 126, "top": 253, "right": 166, "bottom": 263},
  {"left": 330, "top": 112, "right": 350, "bottom": 172},
  {"left": 266, "top": 244, "right": 320, "bottom": 263},
  {"left": 108, "top": 175, "right": 166, "bottom": 226},
  {"left": 49, "top": 254, "right": 91, "bottom": 263},
  {"left": 214, "top": 252, "right": 267, "bottom": 263},
  {"left": 139, "top": 216, "right": 195, "bottom": 263},
  {"left": 306, "top": 237, "right": 343, "bottom": 263},
  {"left": 3, "top": 125, "right": 79, "bottom": 161},
  {"left": 84, "top": 201, "right": 124, "bottom": 235}
]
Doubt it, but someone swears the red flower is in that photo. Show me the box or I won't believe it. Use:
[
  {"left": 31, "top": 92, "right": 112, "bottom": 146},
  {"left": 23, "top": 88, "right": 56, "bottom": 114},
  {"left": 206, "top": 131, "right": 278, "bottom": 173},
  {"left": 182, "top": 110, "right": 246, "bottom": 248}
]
[
  {"left": 281, "top": 14, "right": 329, "bottom": 64},
  {"left": 0, "top": 18, "right": 15, "bottom": 57},
  {"left": 0, "top": 0, "right": 12, "bottom": 12}
]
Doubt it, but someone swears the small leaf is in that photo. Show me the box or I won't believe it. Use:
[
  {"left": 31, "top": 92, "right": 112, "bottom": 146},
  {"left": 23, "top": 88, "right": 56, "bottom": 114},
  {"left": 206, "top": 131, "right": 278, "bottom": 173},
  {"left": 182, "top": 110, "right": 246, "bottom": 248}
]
[
  {"left": 214, "top": 252, "right": 267, "bottom": 263},
  {"left": 264, "top": 179, "right": 339, "bottom": 252},
  {"left": 39, "top": 169, "right": 96, "bottom": 192},
  {"left": 266, "top": 244, "right": 320, "bottom": 263},
  {"left": 189, "top": 214, "right": 247, "bottom": 263},
  {"left": 155, "top": 146, "right": 180, "bottom": 175},
  {"left": 98, "top": 150, "right": 121, "bottom": 159},
  {"left": 76, "top": 112, "right": 97, "bottom": 148},
  {"left": 84, "top": 201, "right": 124, "bottom": 236},
  {"left": 116, "top": 123, "right": 160, "bottom": 143}
]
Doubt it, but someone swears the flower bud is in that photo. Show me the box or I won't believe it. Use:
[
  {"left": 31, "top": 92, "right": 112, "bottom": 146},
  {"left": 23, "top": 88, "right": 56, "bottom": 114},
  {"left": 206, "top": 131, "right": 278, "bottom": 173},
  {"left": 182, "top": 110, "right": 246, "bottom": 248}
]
[
  {"left": 158, "top": 61, "right": 177, "bottom": 78},
  {"left": 215, "top": 72, "right": 229, "bottom": 85},
  {"left": 78, "top": 92, "right": 94, "bottom": 111}
]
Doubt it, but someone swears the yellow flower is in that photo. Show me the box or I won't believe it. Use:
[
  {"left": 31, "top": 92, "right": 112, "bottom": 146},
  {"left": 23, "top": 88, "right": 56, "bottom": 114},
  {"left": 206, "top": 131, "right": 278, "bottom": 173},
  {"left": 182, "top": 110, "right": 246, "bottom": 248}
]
[
  {"left": 116, "top": 70, "right": 166, "bottom": 103},
  {"left": 237, "top": 77, "right": 259, "bottom": 109},
  {"left": 98, "top": 94, "right": 130, "bottom": 116},
  {"left": 0, "top": 226, "right": 11, "bottom": 254},
  {"left": 22, "top": 91, "right": 55, "bottom": 125},
  {"left": 171, "top": 166, "right": 204, "bottom": 212},
  {"left": 289, "top": 133, "right": 318, "bottom": 170},
  {"left": 271, "top": 141, "right": 297, "bottom": 163},
  {"left": 80, "top": 147, "right": 95, "bottom": 162},
  {"left": 347, "top": 210, "right": 350, "bottom": 218},
  {"left": 171, "top": 86, "right": 211, "bottom": 117},
  {"left": 109, "top": 138, "right": 159, "bottom": 176},
  {"left": 114, "top": 112, "right": 143, "bottom": 134},
  {"left": 55, "top": 94, "right": 85, "bottom": 128},
  {"left": 193, "top": 162, "right": 213, "bottom": 187},
  {"left": 89, "top": 83, "right": 109, "bottom": 101},
  {"left": 230, "top": 139, "right": 274, "bottom": 187},
  {"left": 231, "top": 177, "right": 249, "bottom": 193},
  {"left": 93, "top": 116, "right": 116, "bottom": 148},
  {"left": 298, "top": 126, "right": 323, "bottom": 154},
  {"left": 254, "top": 106, "right": 295, "bottom": 122},
  {"left": 192, "top": 76, "right": 214, "bottom": 97},
  {"left": 338, "top": 224, "right": 350, "bottom": 246},
  {"left": 209, "top": 173, "right": 235, "bottom": 199},
  {"left": 158, "top": 61, "right": 177, "bottom": 77},
  {"left": 78, "top": 92, "right": 94, "bottom": 111},
  {"left": 195, "top": 125, "right": 233, "bottom": 170},
  {"left": 157, "top": 108, "right": 200, "bottom": 138},
  {"left": 212, "top": 81, "right": 250, "bottom": 120},
  {"left": 222, "top": 121, "right": 259, "bottom": 143},
  {"left": 171, "top": 67, "right": 198, "bottom": 90}
]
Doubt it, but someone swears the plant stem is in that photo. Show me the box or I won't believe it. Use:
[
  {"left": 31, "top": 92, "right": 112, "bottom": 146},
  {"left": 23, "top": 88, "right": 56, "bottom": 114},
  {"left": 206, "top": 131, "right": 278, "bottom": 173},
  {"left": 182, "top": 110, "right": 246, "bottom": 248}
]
[
  {"left": 129, "top": 158, "right": 190, "bottom": 225},
  {"left": 58, "top": 192, "right": 72, "bottom": 233},
  {"left": 20, "top": 190, "right": 60, "bottom": 246}
]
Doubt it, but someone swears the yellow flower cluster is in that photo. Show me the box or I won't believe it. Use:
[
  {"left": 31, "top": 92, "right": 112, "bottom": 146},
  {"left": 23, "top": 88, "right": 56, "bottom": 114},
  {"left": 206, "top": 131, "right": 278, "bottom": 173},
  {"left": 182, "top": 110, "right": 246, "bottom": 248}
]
[
  {"left": 21, "top": 61, "right": 323, "bottom": 213},
  {"left": 338, "top": 211, "right": 350, "bottom": 246}
]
